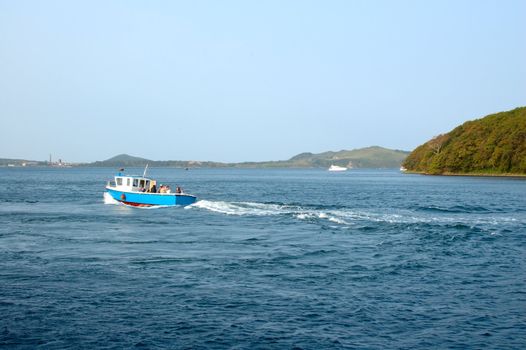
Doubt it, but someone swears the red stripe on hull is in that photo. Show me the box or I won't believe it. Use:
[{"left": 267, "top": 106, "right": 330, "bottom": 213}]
[{"left": 120, "top": 201, "right": 154, "bottom": 207}]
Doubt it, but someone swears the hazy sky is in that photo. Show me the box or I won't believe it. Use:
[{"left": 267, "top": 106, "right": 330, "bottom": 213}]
[{"left": 1, "top": 0, "right": 525, "bottom": 162}]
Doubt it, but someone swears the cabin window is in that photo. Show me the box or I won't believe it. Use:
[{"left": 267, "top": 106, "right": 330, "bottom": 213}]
[
  {"left": 139, "top": 180, "right": 145, "bottom": 188},
  {"left": 116, "top": 178, "right": 123, "bottom": 186},
  {"left": 127, "top": 178, "right": 131, "bottom": 186},
  {"left": 145, "top": 180, "right": 150, "bottom": 189},
  {"left": 133, "top": 179, "right": 138, "bottom": 187}
]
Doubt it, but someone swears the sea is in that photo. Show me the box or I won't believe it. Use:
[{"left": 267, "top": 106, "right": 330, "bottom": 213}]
[{"left": 0, "top": 168, "right": 525, "bottom": 349}]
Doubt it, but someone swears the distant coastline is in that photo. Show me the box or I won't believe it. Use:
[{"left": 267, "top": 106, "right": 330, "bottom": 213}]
[{"left": 1, "top": 146, "right": 409, "bottom": 169}]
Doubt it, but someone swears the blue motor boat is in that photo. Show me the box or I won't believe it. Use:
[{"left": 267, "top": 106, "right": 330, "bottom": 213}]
[{"left": 105, "top": 168, "right": 197, "bottom": 207}]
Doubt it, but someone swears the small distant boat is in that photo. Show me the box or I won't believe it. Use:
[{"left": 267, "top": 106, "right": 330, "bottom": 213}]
[
  {"left": 400, "top": 166, "right": 407, "bottom": 172},
  {"left": 328, "top": 165, "right": 347, "bottom": 172},
  {"left": 105, "top": 167, "right": 196, "bottom": 207}
]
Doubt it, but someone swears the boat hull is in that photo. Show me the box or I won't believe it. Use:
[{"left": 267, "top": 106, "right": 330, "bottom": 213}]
[{"left": 106, "top": 187, "right": 197, "bottom": 207}]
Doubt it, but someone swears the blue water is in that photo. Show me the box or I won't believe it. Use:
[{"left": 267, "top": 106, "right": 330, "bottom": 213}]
[{"left": 1, "top": 168, "right": 525, "bottom": 349}]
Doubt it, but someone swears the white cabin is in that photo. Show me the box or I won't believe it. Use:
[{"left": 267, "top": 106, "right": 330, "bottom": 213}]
[{"left": 107, "top": 175, "right": 159, "bottom": 193}]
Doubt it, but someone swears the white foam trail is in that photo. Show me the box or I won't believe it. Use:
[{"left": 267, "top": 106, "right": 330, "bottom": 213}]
[
  {"left": 187, "top": 200, "right": 284, "bottom": 216},
  {"left": 189, "top": 200, "right": 419, "bottom": 225},
  {"left": 328, "top": 216, "right": 349, "bottom": 225},
  {"left": 188, "top": 200, "right": 352, "bottom": 226},
  {"left": 186, "top": 199, "right": 523, "bottom": 229},
  {"left": 103, "top": 192, "right": 119, "bottom": 205},
  {"left": 295, "top": 213, "right": 310, "bottom": 220}
]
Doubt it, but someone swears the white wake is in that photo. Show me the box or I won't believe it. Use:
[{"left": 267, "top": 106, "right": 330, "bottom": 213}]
[
  {"left": 103, "top": 192, "right": 120, "bottom": 205},
  {"left": 186, "top": 200, "right": 521, "bottom": 228},
  {"left": 186, "top": 200, "right": 350, "bottom": 225}
]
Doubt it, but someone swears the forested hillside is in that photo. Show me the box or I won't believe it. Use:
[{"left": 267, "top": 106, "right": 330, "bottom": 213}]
[{"left": 403, "top": 107, "right": 526, "bottom": 175}]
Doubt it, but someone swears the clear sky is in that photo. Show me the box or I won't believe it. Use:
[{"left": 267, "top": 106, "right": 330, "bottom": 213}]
[{"left": 1, "top": 0, "right": 525, "bottom": 162}]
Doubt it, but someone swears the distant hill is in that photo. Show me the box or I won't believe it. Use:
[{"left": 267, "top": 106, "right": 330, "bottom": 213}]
[
  {"left": 90, "top": 154, "right": 152, "bottom": 167},
  {"left": 239, "top": 146, "right": 409, "bottom": 168},
  {"left": 87, "top": 154, "right": 227, "bottom": 168},
  {"left": 87, "top": 146, "right": 409, "bottom": 169},
  {"left": 285, "top": 146, "right": 409, "bottom": 168},
  {"left": 402, "top": 107, "right": 526, "bottom": 175}
]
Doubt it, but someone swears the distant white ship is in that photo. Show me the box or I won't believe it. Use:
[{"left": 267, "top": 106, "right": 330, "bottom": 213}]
[
  {"left": 400, "top": 166, "right": 407, "bottom": 172},
  {"left": 328, "top": 165, "right": 347, "bottom": 172}
]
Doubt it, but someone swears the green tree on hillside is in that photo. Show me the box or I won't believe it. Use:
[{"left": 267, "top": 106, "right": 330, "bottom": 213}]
[{"left": 403, "top": 107, "right": 526, "bottom": 175}]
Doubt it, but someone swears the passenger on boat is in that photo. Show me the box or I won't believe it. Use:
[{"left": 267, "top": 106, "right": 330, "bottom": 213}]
[
  {"left": 150, "top": 184, "right": 157, "bottom": 193},
  {"left": 176, "top": 186, "right": 182, "bottom": 194},
  {"left": 165, "top": 185, "right": 171, "bottom": 194}
]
